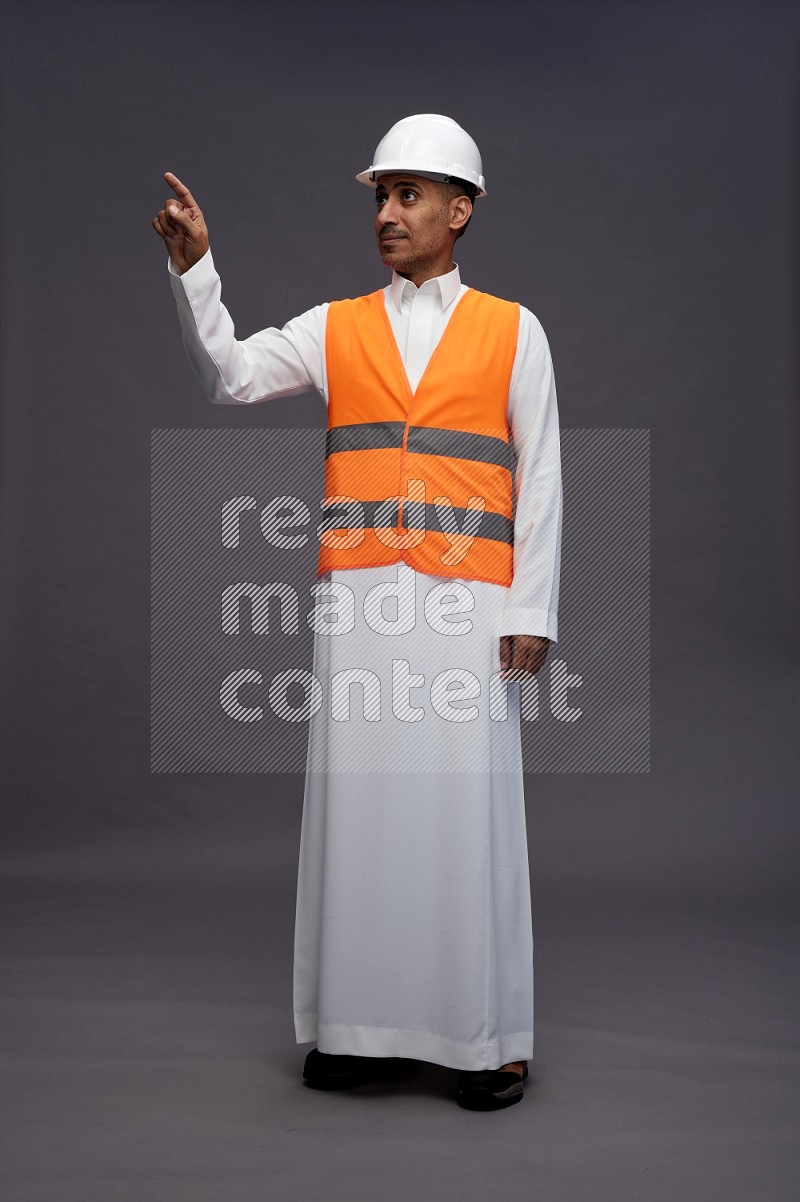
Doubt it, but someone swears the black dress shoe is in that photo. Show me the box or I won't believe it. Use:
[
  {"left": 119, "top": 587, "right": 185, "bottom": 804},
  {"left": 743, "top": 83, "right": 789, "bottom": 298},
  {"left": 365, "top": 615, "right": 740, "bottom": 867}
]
[
  {"left": 302, "top": 1047, "right": 384, "bottom": 1090},
  {"left": 456, "top": 1060, "right": 529, "bottom": 1110}
]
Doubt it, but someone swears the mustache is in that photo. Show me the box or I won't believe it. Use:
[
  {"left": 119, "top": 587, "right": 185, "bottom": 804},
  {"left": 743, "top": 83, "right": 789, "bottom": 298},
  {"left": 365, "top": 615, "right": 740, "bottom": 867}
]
[{"left": 379, "top": 228, "right": 407, "bottom": 240}]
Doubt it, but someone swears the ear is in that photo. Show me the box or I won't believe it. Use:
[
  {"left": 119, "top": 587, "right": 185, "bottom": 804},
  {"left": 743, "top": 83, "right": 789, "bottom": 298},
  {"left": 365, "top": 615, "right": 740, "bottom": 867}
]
[{"left": 449, "top": 194, "right": 473, "bottom": 235}]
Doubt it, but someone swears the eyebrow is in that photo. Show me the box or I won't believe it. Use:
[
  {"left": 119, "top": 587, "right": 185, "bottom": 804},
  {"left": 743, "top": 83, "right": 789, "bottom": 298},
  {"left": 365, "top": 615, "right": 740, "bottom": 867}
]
[{"left": 375, "top": 180, "right": 424, "bottom": 192}]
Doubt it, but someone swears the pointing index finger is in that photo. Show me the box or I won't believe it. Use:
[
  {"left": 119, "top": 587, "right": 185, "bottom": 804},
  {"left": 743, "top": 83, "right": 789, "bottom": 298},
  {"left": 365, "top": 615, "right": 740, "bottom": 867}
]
[{"left": 164, "top": 171, "right": 199, "bottom": 209}]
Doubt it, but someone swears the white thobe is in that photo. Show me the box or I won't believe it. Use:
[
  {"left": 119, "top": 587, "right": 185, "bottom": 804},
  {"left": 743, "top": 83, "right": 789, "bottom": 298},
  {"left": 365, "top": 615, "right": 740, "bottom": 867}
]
[{"left": 167, "top": 250, "right": 562, "bottom": 1070}]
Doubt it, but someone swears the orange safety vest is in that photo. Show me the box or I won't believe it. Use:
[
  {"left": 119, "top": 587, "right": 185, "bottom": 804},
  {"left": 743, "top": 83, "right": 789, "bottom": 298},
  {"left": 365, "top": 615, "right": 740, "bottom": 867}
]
[{"left": 318, "top": 286, "right": 520, "bottom": 587}]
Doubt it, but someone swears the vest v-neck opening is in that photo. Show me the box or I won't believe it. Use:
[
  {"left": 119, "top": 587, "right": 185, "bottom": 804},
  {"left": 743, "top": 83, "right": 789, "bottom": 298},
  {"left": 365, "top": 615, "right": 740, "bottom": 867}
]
[{"left": 376, "top": 287, "right": 473, "bottom": 402}]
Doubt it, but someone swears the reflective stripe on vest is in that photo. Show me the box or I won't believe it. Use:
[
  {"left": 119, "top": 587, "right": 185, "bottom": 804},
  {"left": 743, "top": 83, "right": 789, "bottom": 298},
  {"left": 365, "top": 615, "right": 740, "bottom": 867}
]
[{"left": 319, "top": 287, "right": 520, "bottom": 586}]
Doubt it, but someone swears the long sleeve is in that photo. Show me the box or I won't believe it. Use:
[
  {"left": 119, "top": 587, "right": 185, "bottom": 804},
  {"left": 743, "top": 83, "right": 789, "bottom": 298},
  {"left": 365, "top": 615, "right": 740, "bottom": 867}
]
[
  {"left": 167, "top": 249, "right": 329, "bottom": 404},
  {"left": 499, "top": 307, "right": 563, "bottom": 642}
]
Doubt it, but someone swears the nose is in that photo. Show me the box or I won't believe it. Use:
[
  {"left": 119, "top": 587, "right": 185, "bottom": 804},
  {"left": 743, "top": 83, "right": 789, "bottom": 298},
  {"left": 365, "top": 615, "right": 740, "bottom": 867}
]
[{"left": 376, "top": 194, "right": 402, "bottom": 228}]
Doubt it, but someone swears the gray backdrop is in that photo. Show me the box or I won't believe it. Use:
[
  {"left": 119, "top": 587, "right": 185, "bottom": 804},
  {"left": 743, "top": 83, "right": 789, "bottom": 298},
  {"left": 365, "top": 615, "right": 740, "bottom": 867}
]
[{"left": 1, "top": 1, "right": 798, "bottom": 1199}]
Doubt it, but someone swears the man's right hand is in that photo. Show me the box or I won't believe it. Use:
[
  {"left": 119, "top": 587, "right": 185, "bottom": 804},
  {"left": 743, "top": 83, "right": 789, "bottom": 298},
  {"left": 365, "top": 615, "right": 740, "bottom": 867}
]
[{"left": 152, "top": 172, "right": 210, "bottom": 274}]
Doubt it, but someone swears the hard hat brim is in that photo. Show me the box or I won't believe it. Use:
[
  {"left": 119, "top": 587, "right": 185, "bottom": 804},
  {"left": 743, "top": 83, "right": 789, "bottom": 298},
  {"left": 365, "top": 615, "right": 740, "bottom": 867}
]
[{"left": 355, "top": 165, "right": 487, "bottom": 198}]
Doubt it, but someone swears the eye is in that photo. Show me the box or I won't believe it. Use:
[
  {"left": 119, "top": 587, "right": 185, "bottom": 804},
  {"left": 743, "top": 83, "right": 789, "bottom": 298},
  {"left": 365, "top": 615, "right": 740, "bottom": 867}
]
[{"left": 402, "top": 189, "right": 417, "bottom": 202}]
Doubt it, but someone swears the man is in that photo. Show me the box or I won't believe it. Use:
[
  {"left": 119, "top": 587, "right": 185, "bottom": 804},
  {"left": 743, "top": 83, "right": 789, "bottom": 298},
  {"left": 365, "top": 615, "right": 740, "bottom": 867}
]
[{"left": 153, "top": 114, "right": 562, "bottom": 1110}]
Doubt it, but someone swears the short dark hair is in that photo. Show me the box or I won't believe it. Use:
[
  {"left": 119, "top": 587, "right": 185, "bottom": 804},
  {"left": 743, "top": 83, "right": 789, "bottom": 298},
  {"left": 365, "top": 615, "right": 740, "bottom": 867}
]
[{"left": 438, "top": 177, "right": 477, "bottom": 240}]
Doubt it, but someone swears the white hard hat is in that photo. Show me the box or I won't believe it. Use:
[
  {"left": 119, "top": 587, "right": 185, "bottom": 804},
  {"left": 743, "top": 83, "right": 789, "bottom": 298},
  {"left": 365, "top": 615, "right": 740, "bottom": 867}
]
[{"left": 356, "top": 113, "right": 487, "bottom": 197}]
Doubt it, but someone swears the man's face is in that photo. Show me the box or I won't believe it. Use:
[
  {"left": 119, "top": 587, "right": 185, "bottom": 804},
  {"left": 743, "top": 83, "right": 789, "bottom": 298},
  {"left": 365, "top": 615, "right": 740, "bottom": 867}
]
[{"left": 374, "top": 173, "right": 465, "bottom": 277}]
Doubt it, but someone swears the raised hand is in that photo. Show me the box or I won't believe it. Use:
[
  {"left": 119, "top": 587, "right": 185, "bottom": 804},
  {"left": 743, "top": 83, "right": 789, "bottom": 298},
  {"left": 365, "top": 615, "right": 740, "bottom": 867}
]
[{"left": 152, "top": 172, "right": 210, "bottom": 274}]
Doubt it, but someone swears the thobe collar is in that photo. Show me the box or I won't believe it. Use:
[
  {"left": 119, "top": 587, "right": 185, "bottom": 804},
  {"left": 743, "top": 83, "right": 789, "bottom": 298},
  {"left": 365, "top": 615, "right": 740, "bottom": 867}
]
[{"left": 389, "top": 263, "right": 463, "bottom": 314}]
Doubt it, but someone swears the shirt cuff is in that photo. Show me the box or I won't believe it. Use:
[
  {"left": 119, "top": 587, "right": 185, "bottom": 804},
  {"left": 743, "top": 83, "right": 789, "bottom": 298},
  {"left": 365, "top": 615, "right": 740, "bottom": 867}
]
[
  {"left": 498, "top": 606, "right": 558, "bottom": 643},
  {"left": 166, "top": 247, "right": 217, "bottom": 299}
]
